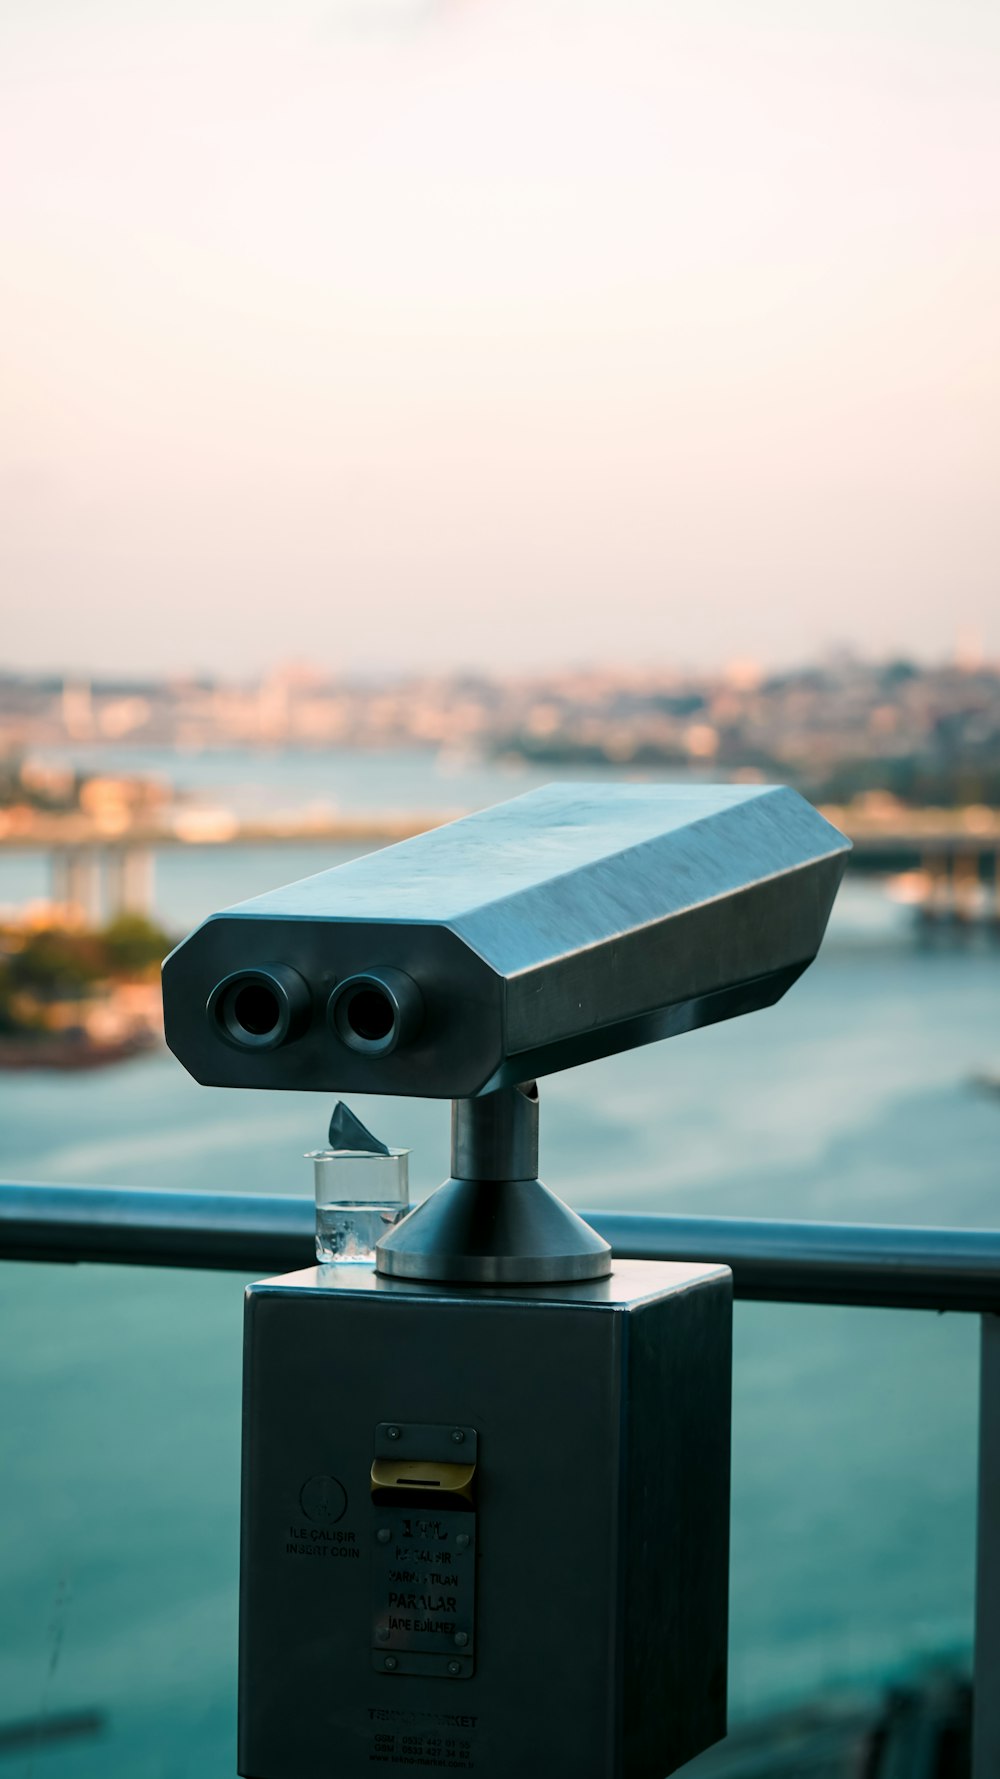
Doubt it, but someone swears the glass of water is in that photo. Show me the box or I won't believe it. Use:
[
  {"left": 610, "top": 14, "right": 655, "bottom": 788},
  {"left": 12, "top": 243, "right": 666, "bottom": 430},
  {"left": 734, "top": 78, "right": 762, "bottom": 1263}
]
[{"left": 308, "top": 1147, "right": 410, "bottom": 1265}]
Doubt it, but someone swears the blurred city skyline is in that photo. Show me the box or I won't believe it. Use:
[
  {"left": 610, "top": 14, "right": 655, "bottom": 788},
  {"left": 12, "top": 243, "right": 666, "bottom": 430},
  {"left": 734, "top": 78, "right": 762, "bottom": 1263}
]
[{"left": 3, "top": 0, "right": 998, "bottom": 678}]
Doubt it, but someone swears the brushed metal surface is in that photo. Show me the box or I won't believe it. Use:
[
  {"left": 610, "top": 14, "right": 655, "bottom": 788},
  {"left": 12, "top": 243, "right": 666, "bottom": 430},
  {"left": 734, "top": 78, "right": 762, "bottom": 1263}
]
[
  {"left": 375, "top": 1176, "right": 612, "bottom": 1283},
  {"left": 238, "top": 1259, "right": 732, "bottom": 1779},
  {"left": 378, "top": 1085, "right": 612, "bottom": 1284},
  {"left": 162, "top": 782, "right": 849, "bottom": 1097},
  {"left": 451, "top": 1085, "right": 538, "bottom": 1183}
]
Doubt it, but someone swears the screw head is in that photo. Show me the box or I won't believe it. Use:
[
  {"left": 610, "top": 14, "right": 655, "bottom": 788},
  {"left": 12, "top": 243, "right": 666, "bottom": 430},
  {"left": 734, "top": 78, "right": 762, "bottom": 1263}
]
[
  {"left": 451, "top": 1429, "right": 465, "bottom": 1444},
  {"left": 376, "top": 1527, "right": 392, "bottom": 1544},
  {"left": 447, "top": 1660, "right": 462, "bottom": 1676},
  {"left": 386, "top": 1425, "right": 401, "bottom": 1441},
  {"left": 384, "top": 1656, "right": 398, "bottom": 1671},
  {"left": 455, "top": 1533, "right": 470, "bottom": 1551},
  {"left": 454, "top": 1632, "right": 468, "bottom": 1648}
]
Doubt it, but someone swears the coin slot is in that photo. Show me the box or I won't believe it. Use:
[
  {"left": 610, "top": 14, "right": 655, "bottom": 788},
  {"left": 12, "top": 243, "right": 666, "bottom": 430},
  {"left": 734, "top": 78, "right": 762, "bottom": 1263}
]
[{"left": 371, "top": 1458, "right": 475, "bottom": 1500}]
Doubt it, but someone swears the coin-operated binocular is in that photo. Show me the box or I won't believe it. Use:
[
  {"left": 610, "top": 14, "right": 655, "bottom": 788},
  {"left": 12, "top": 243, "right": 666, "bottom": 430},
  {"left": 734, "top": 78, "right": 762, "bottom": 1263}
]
[{"left": 163, "top": 783, "right": 848, "bottom": 1779}]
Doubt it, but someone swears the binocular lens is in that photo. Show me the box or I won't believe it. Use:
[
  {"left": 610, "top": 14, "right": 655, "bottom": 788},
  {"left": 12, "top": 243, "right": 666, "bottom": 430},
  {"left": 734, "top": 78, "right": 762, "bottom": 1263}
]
[
  {"left": 329, "top": 969, "right": 423, "bottom": 1057},
  {"left": 232, "top": 982, "right": 281, "bottom": 1037},
  {"left": 209, "top": 965, "right": 311, "bottom": 1051},
  {"left": 342, "top": 987, "right": 395, "bottom": 1044}
]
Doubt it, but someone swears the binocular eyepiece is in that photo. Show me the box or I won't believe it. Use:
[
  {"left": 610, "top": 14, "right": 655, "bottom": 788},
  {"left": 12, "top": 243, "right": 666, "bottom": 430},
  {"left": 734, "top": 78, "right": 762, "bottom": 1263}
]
[
  {"left": 209, "top": 964, "right": 424, "bottom": 1058},
  {"left": 329, "top": 969, "right": 424, "bottom": 1056},
  {"left": 209, "top": 965, "right": 311, "bottom": 1051}
]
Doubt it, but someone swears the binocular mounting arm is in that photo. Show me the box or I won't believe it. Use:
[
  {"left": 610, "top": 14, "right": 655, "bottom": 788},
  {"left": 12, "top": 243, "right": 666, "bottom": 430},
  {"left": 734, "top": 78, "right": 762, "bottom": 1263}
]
[{"left": 374, "top": 1083, "right": 613, "bottom": 1286}]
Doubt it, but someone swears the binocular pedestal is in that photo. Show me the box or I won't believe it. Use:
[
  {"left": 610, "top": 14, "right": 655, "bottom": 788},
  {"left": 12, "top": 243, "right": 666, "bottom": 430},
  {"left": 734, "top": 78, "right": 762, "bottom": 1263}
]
[
  {"left": 161, "top": 785, "right": 849, "bottom": 1779},
  {"left": 375, "top": 1085, "right": 613, "bottom": 1286},
  {"left": 237, "top": 1094, "right": 731, "bottom": 1779},
  {"left": 239, "top": 1256, "right": 732, "bottom": 1779}
]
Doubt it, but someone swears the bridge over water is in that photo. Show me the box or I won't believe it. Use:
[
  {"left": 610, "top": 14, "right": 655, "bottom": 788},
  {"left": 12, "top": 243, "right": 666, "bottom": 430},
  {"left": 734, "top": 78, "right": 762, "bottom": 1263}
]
[{"left": 2, "top": 805, "right": 999, "bottom": 925}]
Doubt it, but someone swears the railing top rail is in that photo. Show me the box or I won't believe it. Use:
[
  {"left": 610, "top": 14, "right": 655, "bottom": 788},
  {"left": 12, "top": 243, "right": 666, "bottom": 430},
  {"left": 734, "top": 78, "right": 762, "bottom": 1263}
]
[{"left": 2, "top": 1182, "right": 999, "bottom": 1313}]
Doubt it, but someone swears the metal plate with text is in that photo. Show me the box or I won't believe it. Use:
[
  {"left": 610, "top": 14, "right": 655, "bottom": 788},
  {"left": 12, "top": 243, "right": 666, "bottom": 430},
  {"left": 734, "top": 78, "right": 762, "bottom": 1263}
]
[{"left": 371, "top": 1508, "right": 476, "bottom": 1680}]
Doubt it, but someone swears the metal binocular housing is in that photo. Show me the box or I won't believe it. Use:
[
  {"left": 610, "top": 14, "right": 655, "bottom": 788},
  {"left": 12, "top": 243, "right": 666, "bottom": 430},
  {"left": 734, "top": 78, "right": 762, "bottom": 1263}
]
[
  {"left": 163, "top": 781, "right": 848, "bottom": 1100},
  {"left": 163, "top": 782, "right": 848, "bottom": 1286}
]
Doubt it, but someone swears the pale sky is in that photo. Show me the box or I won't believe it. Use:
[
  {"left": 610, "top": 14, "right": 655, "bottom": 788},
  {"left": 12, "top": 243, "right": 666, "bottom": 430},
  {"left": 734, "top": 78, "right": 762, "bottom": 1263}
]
[{"left": 2, "top": 0, "right": 998, "bottom": 678}]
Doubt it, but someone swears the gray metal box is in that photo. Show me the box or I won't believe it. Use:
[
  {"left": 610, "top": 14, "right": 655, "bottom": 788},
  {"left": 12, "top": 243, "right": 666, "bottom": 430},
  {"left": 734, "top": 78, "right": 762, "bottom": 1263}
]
[{"left": 239, "top": 1259, "right": 731, "bottom": 1779}]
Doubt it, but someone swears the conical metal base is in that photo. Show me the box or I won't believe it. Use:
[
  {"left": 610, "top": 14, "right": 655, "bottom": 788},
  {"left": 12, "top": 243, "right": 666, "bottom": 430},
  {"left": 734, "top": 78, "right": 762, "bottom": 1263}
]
[{"left": 375, "top": 1177, "right": 612, "bottom": 1285}]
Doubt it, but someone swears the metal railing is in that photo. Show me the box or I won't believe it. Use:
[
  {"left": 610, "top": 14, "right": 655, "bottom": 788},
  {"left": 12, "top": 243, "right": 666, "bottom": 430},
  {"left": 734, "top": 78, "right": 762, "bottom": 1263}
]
[{"left": 1, "top": 1181, "right": 997, "bottom": 1778}]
